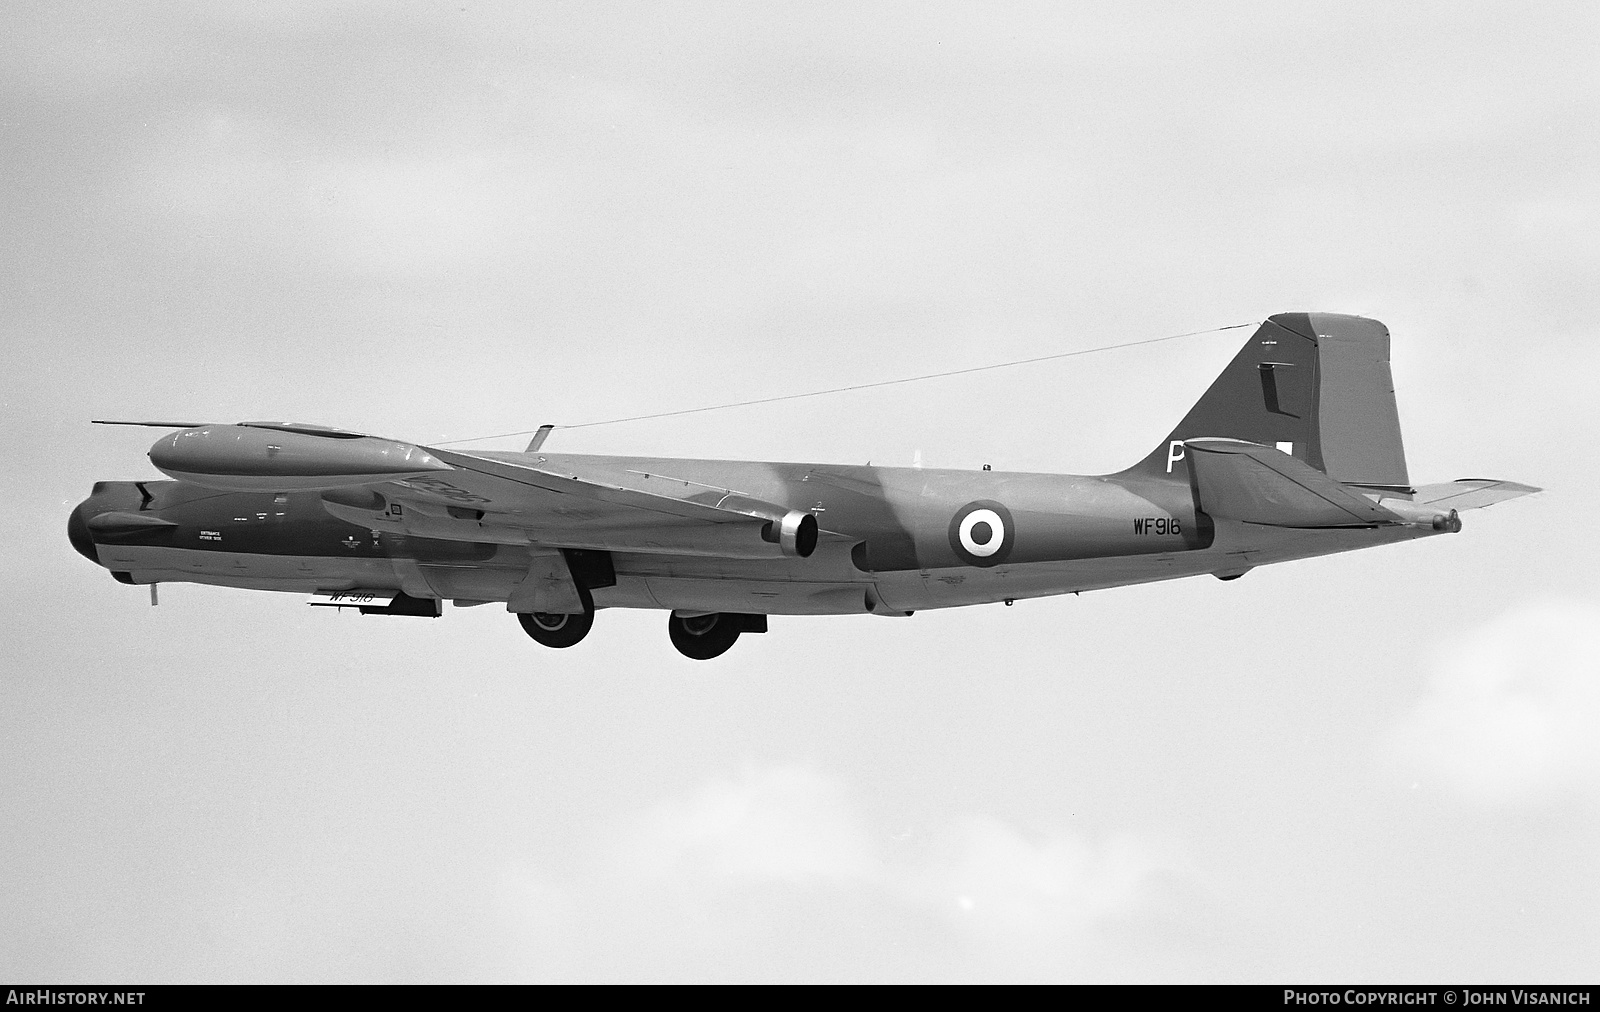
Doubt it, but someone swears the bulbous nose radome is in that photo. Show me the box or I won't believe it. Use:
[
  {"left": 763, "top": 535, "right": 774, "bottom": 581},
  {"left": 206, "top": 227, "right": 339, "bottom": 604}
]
[{"left": 67, "top": 499, "right": 97, "bottom": 563}]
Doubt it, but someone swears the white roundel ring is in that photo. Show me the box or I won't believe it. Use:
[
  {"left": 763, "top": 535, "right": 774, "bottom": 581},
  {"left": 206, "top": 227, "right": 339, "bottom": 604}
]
[
  {"left": 958, "top": 509, "right": 1005, "bottom": 557},
  {"left": 947, "top": 499, "right": 1015, "bottom": 567}
]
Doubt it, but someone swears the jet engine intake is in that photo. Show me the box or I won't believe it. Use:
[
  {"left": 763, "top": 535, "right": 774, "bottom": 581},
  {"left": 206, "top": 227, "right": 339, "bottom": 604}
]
[{"left": 762, "top": 510, "right": 819, "bottom": 558}]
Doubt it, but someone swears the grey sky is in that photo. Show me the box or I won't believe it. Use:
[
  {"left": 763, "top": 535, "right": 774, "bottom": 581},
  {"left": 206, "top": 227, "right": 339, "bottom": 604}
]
[{"left": 3, "top": 2, "right": 1597, "bottom": 982}]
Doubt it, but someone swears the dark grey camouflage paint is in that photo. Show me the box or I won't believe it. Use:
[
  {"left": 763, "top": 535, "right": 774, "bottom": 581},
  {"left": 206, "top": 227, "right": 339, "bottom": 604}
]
[{"left": 68, "top": 314, "right": 1505, "bottom": 623}]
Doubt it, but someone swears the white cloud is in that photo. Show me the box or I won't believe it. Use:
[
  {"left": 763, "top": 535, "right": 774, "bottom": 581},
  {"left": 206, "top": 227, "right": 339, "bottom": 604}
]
[
  {"left": 1392, "top": 600, "right": 1600, "bottom": 802},
  {"left": 901, "top": 816, "right": 1158, "bottom": 942},
  {"left": 621, "top": 765, "right": 875, "bottom": 884},
  {"left": 492, "top": 764, "right": 1181, "bottom": 980}
]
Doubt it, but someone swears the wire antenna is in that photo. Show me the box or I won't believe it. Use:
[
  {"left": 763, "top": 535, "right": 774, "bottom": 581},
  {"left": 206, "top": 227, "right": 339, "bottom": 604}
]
[{"left": 434, "top": 321, "right": 1258, "bottom": 446}]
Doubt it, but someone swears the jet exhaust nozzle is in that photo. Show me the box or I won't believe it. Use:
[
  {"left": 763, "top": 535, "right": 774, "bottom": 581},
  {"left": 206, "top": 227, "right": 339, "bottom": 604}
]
[
  {"left": 1378, "top": 497, "right": 1464, "bottom": 533},
  {"left": 763, "top": 510, "right": 819, "bottom": 558}
]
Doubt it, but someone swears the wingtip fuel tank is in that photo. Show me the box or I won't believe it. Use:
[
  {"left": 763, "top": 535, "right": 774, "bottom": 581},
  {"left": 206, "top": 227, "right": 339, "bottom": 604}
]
[{"left": 147, "top": 422, "right": 453, "bottom": 491}]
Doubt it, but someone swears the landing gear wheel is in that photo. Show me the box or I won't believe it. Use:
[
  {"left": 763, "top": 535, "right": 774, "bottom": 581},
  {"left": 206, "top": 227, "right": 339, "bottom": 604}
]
[
  {"left": 517, "top": 585, "right": 594, "bottom": 648},
  {"left": 668, "top": 612, "right": 742, "bottom": 660}
]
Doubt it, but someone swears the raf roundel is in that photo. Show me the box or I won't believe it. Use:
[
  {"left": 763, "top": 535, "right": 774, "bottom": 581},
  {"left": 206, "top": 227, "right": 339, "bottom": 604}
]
[{"left": 947, "top": 500, "right": 1016, "bottom": 567}]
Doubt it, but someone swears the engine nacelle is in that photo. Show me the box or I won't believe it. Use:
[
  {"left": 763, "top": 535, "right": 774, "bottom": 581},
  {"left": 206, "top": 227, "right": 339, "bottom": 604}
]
[{"left": 762, "top": 510, "right": 819, "bottom": 558}]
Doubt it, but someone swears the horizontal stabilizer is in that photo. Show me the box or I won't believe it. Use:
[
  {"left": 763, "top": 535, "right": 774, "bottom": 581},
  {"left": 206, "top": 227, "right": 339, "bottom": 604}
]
[
  {"left": 1413, "top": 479, "right": 1541, "bottom": 511},
  {"left": 1185, "top": 438, "right": 1403, "bottom": 528}
]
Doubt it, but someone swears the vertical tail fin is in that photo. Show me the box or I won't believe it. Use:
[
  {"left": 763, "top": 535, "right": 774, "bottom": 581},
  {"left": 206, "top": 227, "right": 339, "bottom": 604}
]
[{"left": 1122, "top": 313, "right": 1410, "bottom": 491}]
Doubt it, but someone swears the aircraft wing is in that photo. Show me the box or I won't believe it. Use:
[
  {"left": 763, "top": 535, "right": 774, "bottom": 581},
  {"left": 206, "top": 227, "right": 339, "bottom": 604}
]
[
  {"left": 1184, "top": 437, "right": 1405, "bottom": 528},
  {"left": 136, "top": 421, "right": 826, "bottom": 559},
  {"left": 428, "top": 449, "right": 795, "bottom": 527},
  {"left": 322, "top": 446, "right": 825, "bottom": 560}
]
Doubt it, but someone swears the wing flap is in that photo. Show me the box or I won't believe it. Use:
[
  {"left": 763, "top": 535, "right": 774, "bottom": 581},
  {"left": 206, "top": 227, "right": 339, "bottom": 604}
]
[{"left": 1185, "top": 437, "right": 1403, "bottom": 528}]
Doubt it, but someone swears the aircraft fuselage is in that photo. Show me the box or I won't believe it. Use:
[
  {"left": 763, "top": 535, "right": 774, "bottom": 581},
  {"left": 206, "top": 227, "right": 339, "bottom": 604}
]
[
  {"left": 69, "top": 453, "right": 1438, "bottom": 619},
  {"left": 71, "top": 314, "right": 1525, "bottom": 658}
]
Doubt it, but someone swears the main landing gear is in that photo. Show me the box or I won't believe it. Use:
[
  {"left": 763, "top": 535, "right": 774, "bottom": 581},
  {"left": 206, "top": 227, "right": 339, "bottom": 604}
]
[
  {"left": 516, "top": 585, "right": 594, "bottom": 648},
  {"left": 668, "top": 612, "right": 767, "bottom": 660},
  {"left": 516, "top": 593, "right": 769, "bottom": 659}
]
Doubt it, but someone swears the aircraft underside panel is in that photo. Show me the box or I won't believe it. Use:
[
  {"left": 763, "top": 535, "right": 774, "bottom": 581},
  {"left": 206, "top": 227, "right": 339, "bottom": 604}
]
[
  {"left": 93, "top": 517, "right": 1435, "bottom": 617},
  {"left": 91, "top": 543, "right": 410, "bottom": 594},
  {"left": 91, "top": 541, "right": 886, "bottom": 615},
  {"left": 629, "top": 578, "right": 872, "bottom": 615},
  {"left": 417, "top": 562, "right": 538, "bottom": 604},
  {"left": 872, "top": 520, "right": 1434, "bottom": 611}
]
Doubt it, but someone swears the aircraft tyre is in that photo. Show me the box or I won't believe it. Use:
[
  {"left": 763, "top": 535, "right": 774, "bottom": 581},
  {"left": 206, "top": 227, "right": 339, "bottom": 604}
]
[
  {"left": 667, "top": 612, "right": 742, "bottom": 660},
  {"left": 517, "top": 586, "right": 594, "bottom": 648}
]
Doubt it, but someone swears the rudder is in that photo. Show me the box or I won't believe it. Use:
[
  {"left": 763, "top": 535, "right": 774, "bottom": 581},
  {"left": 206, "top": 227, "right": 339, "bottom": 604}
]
[{"left": 1121, "top": 313, "right": 1410, "bottom": 490}]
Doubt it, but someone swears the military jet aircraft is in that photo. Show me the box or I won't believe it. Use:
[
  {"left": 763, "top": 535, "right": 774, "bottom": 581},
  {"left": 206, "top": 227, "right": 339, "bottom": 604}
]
[{"left": 69, "top": 313, "right": 1536, "bottom": 659}]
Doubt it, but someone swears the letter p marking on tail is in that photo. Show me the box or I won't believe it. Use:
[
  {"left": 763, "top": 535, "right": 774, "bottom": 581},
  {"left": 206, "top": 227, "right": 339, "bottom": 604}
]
[{"left": 1166, "top": 440, "right": 1186, "bottom": 473}]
